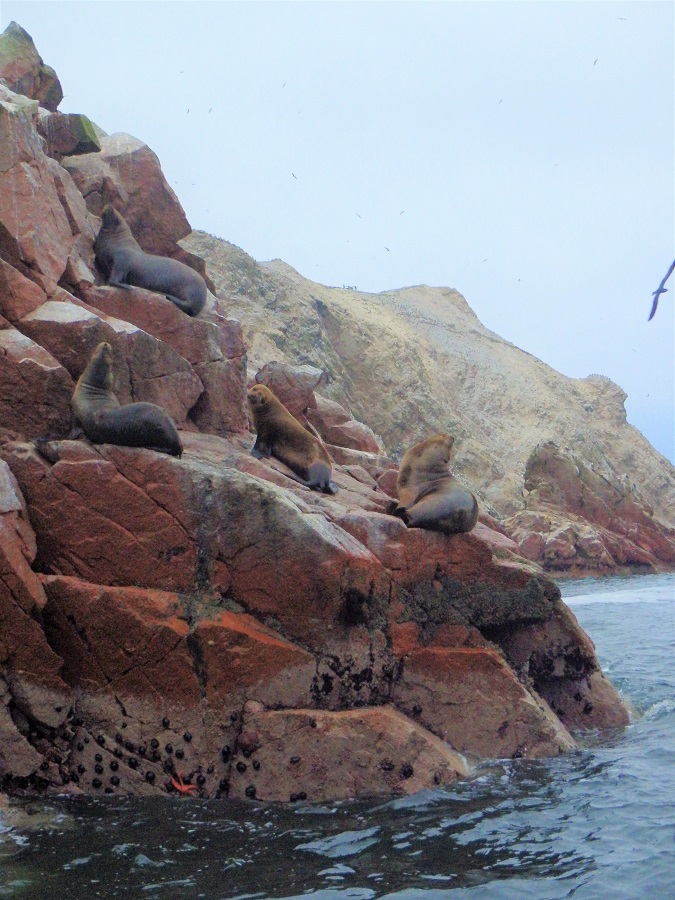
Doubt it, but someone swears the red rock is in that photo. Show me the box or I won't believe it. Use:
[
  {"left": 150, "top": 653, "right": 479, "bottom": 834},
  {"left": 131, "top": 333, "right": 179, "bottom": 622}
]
[
  {"left": 254, "top": 361, "right": 323, "bottom": 419},
  {"left": 190, "top": 611, "right": 316, "bottom": 708},
  {"left": 228, "top": 706, "right": 469, "bottom": 802},
  {"left": 61, "top": 133, "right": 191, "bottom": 255},
  {"left": 377, "top": 467, "right": 399, "bottom": 498},
  {"left": 509, "top": 441, "right": 675, "bottom": 574},
  {"left": 323, "top": 418, "right": 384, "bottom": 454},
  {"left": 0, "top": 98, "right": 73, "bottom": 293},
  {"left": 326, "top": 444, "right": 397, "bottom": 481},
  {"left": 307, "top": 394, "right": 351, "bottom": 430},
  {"left": 0, "top": 326, "right": 73, "bottom": 438},
  {"left": 17, "top": 297, "right": 202, "bottom": 425},
  {"left": 1, "top": 460, "right": 71, "bottom": 780},
  {"left": 36, "top": 110, "right": 101, "bottom": 159},
  {"left": 190, "top": 357, "right": 250, "bottom": 435},
  {"left": 0, "top": 22, "right": 63, "bottom": 111},
  {"left": 393, "top": 647, "right": 574, "bottom": 758},
  {"left": 494, "top": 602, "right": 630, "bottom": 731},
  {"left": 77, "top": 286, "right": 250, "bottom": 434},
  {"left": 0, "top": 259, "right": 47, "bottom": 322}
]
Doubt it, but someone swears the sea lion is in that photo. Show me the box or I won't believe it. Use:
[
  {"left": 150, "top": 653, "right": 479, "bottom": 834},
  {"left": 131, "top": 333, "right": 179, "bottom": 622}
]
[
  {"left": 72, "top": 342, "right": 183, "bottom": 457},
  {"left": 394, "top": 433, "right": 478, "bottom": 534},
  {"left": 94, "top": 205, "right": 207, "bottom": 317},
  {"left": 247, "top": 383, "right": 338, "bottom": 494}
]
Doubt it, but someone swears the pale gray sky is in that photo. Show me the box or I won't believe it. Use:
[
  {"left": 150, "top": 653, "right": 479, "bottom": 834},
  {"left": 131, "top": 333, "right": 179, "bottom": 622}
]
[{"left": 4, "top": 1, "right": 674, "bottom": 460}]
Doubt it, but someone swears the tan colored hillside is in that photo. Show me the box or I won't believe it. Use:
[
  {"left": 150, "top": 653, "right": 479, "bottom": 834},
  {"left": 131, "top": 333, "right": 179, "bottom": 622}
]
[{"left": 184, "top": 232, "right": 675, "bottom": 526}]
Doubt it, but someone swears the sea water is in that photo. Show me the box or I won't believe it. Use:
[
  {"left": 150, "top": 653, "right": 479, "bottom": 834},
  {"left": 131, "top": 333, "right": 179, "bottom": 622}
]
[{"left": 1, "top": 573, "right": 673, "bottom": 899}]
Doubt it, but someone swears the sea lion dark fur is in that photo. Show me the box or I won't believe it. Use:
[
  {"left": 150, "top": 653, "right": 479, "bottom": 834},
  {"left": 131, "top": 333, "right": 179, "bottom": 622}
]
[
  {"left": 94, "top": 205, "right": 207, "bottom": 317},
  {"left": 72, "top": 342, "right": 183, "bottom": 457},
  {"left": 394, "top": 433, "right": 478, "bottom": 534},
  {"left": 248, "top": 383, "right": 338, "bottom": 494}
]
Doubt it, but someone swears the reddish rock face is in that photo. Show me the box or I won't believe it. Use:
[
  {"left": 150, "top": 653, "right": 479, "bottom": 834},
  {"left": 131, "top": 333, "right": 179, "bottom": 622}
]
[
  {"left": 17, "top": 297, "right": 203, "bottom": 426},
  {"left": 227, "top": 706, "right": 470, "bottom": 802},
  {"left": 0, "top": 327, "right": 74, "bottom": 439},
  {"left": 1, "top": 460, "right": 71, "bottom": 779},
  {"left": 392, "top": 647, "right": 573, "bottom": 759},
  {"left": 506, "top": 441, "right": 675, "bottom": 575},
  {"left": 254, "top": 360, "right": 323, "bottom": 420},
  {"left": 0, "top": 25, "right": 636, "bottom": 803},
  {"left": 0, "top": 21, "right": 63, "bottom": 110},
  {"left": 0, "top": 259, "right": 47, "bottom": 322},
  {"left": 61, "top": 133, "right": 191, "bottom": 256}
]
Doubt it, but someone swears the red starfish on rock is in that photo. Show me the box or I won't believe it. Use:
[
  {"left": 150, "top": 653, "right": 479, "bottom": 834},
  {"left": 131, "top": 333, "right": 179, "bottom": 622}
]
[{"left": 170, "top": 772, "right": 197, "bottom": 796}]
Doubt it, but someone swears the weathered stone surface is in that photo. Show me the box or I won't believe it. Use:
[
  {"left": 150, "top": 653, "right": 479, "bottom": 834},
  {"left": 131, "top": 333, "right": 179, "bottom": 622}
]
[
  {"left": 228, "top": 706, "right": 470, "bottom": 802},
  {"left": 392, "top": 647, "right": 574, "bottom": 759},
  {"left": 0, "top": 460, "right": 71, "bottom": 780},
  {"left": 186, "top": 231, "right": 675, "bottom": 554},
  {"left": 79, "top": 286, "right": 249, "bottom": 433},
  {"left": 254, "top": 360, "right": 323, "bottom": 420},
  {"left": 0, "top": 258, "right": 46, "bottom": 322},
  {"left": 0, "top": 326, "right": 73, "bottom": 438},
  {"left": 0, "top": 22, "right": 63, "bottom": 111},
  {"left": 36, "top": 110, "right": 100, "bottom": 159},
  {"left": 0, "top": 99, "right": 72, "bottom": 293},
  {"left": 191, "top": 611, "right": 316, "bottom": 709},
  {"left": 190, "top": 357, "right": 249, "bottom": 435},
  {"left": 504, "top": 441, "right": 675, "bottom": 575},
  {"left": 61, "top": 133, "right": 191, "bottom": 256},
  {"left": 322, "top": 418, "right": 384, "bottom": 454},
  {"left": 17, "top": 297, "right": 202, "bottom": 425},
  {"left": 493, "top": 601, "right": 630, "bottom": 731}
]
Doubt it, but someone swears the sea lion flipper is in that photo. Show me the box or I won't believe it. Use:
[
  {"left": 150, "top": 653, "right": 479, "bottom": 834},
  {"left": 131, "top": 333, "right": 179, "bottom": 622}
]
[
  {"left": 165, "top": 293, "right": 199, "bottom": 316},
  {"left": 324, "top": 481, "right": 339, "bottom": 495},
  {"left": 251, "top": 436, "right": 272, "bottom": 459}
]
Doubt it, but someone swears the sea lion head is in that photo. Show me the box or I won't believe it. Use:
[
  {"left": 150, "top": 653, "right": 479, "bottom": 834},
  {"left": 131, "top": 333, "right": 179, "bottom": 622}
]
[
  {"left": 247, "top": 383, "right": 277, "bottom": 418},
  {"left": 398, "top": 432, "right": 455, "bottom": 494},
  {"left": 422, "top": 432, "right": 455, "bottom": 466},
  {"left": 99, "top": 205, "right": 131, "bottom": 238},
  {"left": 82, "top": 341, "right": 114, "bottom": 392}
]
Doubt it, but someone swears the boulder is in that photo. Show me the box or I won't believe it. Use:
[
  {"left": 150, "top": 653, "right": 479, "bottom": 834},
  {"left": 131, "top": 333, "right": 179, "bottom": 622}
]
[
  {"left": 0, "top": 326, "right": 74, "bottom": 439},
  {"left": 61, "top": 133, "right": 191, "bottom": 256},
  {"left": 82, "top": 285, "right": 249, "bottom": 434},
  {"left": 0, "top": 22, "right": 62, "bottom": 111},
  {"left": 36, "top": 110, "right": 101, "bottom": 159},
  {"left": 392, "top": 647, "right": 573, "bottom": 759},
  {"left": 254, "top": 360, "right": 324, "bottom": 420},
  {"left": 17, "top": 297, "right": 203, "bottom": 425},
  {"left": 227, "top": 706, "right": 470, "bottom": 802},
  {"left": 1, "top": 459, "right": 71, "bottom": 780}
]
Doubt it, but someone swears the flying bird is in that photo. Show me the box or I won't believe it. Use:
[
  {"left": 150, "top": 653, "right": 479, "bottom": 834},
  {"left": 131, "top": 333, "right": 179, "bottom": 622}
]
[
  {"left": 291, "top": 172, "right": 297, "bottom": 179},
  {"left": 649, "top": 258, "right": 675, "bottom": 320},
  {"left": 593, "top": 59, "right": 598, "bottom": 66},
  {"left": 385, "top": 247, "right": 390, "bottom": 252},
  {"left": 356, "top": 213, "right": 361, "bottom": 218},
  {"left": 400, "top": 210, "right": 405, "bottom": 215}
]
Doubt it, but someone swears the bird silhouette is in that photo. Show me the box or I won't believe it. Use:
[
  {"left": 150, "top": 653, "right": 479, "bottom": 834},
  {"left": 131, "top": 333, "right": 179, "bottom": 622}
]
[{"left": 649, "top": 259, "right": 675, "bottom": 320}]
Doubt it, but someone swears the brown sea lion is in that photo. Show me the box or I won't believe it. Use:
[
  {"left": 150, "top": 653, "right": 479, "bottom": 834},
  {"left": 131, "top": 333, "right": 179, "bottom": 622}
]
[
  {"left": 94, "top": 205, "right": 207, "bottom": 317},
  {"left": 247, "top": 383, "right": 338, "bottom": 494},
  {"left": 72, "top": 342, "right": 183, "bottom": 457},
  {"left": 394, "top": 433, "right": 478, "bottom": 533}
]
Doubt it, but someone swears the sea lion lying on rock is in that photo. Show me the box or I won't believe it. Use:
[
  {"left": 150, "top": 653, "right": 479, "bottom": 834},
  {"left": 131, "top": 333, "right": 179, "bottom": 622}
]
[
  {"left": 94, "top": 205, "right": 207, "bottom": 317},
  {"left": 247, "top": 383, "right": 338, "bottom": 494},
  {"left": 72, "top": 342, "right": 183, "bottom": 457},
  {"left": 393, "top": 433, "right": 478, "bottom": 534}
]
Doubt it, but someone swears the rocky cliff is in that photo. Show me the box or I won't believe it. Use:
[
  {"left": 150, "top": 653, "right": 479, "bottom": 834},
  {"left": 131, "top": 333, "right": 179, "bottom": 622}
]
[
  {"left": 183, "top": 235, "right": 675, "bottom": 577},
  {"left": 0, "top": 22, "right": 640, "bottom": 804}
]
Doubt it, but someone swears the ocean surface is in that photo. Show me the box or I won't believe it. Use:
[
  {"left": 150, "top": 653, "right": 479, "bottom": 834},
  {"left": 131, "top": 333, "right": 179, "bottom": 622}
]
[{"left": 1, "top": 573, "right": 673, "bottom": 899}]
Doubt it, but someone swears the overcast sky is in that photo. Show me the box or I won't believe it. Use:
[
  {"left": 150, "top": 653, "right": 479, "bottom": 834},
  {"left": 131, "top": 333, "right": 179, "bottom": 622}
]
[{"left": 4, "top": 1, "right": 674, "bottom": 461}]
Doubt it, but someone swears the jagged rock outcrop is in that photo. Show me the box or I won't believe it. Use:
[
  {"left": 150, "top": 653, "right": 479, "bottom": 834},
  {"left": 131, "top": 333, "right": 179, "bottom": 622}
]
[
  {"left": 0, "top": 23, "right": 631, "bottom": 803},
  {"left": 183, "top": 234, "right": 675, "bottom": 575}
]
